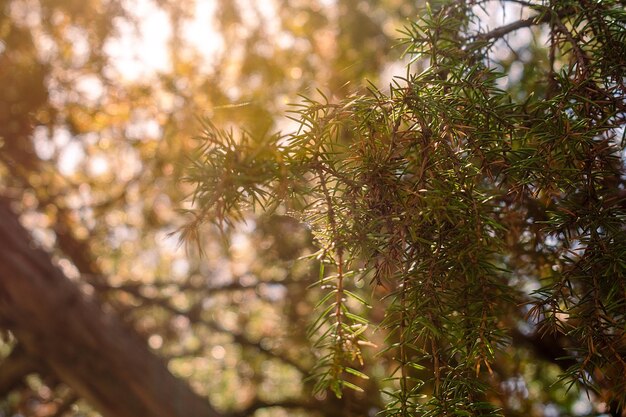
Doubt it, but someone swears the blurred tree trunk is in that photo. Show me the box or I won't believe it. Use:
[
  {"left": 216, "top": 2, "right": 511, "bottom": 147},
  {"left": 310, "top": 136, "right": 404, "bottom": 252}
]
[{"left": 0, "top": 200, "right": 221, "bottom": 417}]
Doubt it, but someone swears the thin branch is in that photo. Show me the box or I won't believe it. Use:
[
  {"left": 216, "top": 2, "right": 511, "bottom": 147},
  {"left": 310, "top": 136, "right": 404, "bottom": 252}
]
[
  {"left": 90, "top": 277, "right": 300, "bottom": 295},
  {"left": 475, "top": 15, "right": 541, "bottom": 41},
  {"left": 471, "top": 6, "right": 578, "bottom": 42},
  {"left": 118, "top": 287, "right": 311, "bottom": 374}
]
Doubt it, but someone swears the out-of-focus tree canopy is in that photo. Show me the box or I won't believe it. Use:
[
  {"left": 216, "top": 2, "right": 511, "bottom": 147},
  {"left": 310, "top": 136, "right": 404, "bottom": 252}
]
[{"left": 1, "top": 1, "right": 625, "bottom": 417}]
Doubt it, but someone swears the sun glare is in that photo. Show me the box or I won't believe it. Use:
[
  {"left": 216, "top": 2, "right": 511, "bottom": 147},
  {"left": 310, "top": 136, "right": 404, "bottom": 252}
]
[
  {"left": 104, "top": 0, "right": 223, "bottom": 80},
  {"left": 104, "top": 0, "right": 173, "bottom": 79}
]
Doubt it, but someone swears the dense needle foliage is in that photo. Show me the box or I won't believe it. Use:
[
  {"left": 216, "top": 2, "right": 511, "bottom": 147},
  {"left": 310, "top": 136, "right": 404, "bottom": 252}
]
[{"left": 187, "top": 1, "right": 626, "bottom": 415}]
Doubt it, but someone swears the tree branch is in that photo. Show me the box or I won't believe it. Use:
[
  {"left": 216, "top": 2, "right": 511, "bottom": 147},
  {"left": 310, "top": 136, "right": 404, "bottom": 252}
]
[
  {"left": 116, "top": 284, "right": 311, "bottom": 375},
  {"left": 472, "top": 5, "right": 577, "bottom": 42},
  {"left": 0, "top": 200, "right": 221, "bottom": 417}
]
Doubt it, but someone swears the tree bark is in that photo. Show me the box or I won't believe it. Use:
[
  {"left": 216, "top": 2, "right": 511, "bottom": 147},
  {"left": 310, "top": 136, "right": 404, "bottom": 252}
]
[{"left": 0, "top": 200, "right": 221, "bottom": 417}]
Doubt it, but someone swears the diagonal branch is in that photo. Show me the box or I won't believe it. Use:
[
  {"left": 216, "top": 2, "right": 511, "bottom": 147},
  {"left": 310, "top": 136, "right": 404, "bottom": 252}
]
[
  {"left": 0, "top": 200, "right": 221, "bottom": 417},
  {"left": 471, "top": 5, "right": 578, "bottom": 42},
  {"left": 117, "top": 285, "right": 311, "bottom": 375}
]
